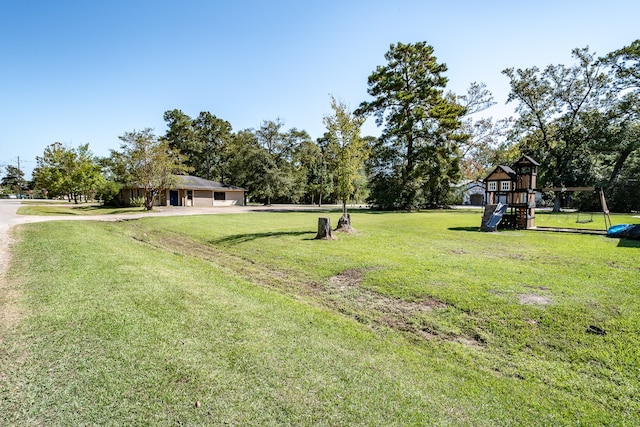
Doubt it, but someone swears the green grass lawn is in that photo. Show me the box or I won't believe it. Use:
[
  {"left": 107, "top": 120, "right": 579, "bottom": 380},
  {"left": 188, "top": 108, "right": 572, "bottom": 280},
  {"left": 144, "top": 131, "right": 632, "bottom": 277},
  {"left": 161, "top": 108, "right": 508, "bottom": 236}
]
[
  {"left": 16, "top": 203, "right": 148, "bottom": 216},
  {"left": 1, "top": 210, "right": 638, "bottom": 425},
  {"left": 534, "top": 209, "right": 627, "bottom": 230}
]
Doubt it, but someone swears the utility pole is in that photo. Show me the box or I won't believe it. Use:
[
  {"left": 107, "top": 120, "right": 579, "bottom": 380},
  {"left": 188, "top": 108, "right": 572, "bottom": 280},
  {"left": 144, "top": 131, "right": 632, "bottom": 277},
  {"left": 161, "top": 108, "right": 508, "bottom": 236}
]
[{"left": 17, "top": 156, "right": 23, "bottom": 198}]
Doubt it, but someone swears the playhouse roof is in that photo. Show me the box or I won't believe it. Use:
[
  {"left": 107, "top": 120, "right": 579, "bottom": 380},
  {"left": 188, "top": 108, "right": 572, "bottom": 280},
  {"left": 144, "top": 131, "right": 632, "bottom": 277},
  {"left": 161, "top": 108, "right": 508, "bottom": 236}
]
[
  {"left": 483, "top": 165, "right": 516, "bottom": 182},
  {"left": 514, "top": 155, "right": 540, "bottom": 166}
]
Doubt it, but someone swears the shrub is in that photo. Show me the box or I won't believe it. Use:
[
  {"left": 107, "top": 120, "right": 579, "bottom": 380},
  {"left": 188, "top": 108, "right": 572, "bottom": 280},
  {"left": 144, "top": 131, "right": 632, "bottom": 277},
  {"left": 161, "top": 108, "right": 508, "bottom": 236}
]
[{"left": 129, "top": 196, "right": 145, "bottom": 207}]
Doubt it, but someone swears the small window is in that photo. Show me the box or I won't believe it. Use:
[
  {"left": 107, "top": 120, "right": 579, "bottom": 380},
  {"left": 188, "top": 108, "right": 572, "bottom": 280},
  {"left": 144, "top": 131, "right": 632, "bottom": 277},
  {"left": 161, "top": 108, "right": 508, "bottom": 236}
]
[
  {"left": 214, "top": 192, "right": 226, "bottom": 201},
  {"left": 501, "top": 181, "right": 511, "bottom": 191},
  {"left": 488, "top": 181, "right": 497, "bottom": 191}
]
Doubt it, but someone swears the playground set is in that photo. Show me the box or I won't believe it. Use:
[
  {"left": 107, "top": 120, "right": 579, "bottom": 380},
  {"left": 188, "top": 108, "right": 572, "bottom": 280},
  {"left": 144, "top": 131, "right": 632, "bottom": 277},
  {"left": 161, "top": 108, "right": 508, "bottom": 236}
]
[{"left": 480, "top": 155, "right": 618, "bottom": 235}]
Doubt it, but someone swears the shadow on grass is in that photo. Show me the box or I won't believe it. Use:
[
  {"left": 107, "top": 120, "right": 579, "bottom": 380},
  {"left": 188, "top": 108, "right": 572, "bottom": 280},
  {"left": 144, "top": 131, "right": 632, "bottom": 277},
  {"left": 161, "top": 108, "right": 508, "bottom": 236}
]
[
  {"left": 448, "top": 226, "right": 481, "bottom": 232},
  {"left": 69, "top": 205, "right": 147, "bottom": 215},
  {"left": 19, "top": 203, "right": 148, "bottom": 216},
  {"left": 98, "top": 207, "right": 147, "bottom": 215},
  {"left": 40, "top": 208, "right": 80, "bottom": 216},
  {"left": 212, "top": 230, "right": 315, "bottom": 245},
  {"left": 617, "top": 238, "right": 640, "bottom": 248},
  {"left": 248, "top": 208, "right": 339, "bottom": 214}
]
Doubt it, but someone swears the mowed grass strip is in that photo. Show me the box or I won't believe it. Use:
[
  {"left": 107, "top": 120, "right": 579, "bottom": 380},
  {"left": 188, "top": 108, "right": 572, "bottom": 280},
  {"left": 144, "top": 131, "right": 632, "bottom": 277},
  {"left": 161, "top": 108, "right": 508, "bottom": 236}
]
[
  {"left": 137, "top": 210, "right": 640, "bottom": 418},
  {"left": 534, "top": 209, "right": 619, "bottom": 230},
  {"left": 1, "top": 210, "right": 638, "bottom": 425},
  {"left": 16, "top": 203, "right": 147, "bottom": 216}
]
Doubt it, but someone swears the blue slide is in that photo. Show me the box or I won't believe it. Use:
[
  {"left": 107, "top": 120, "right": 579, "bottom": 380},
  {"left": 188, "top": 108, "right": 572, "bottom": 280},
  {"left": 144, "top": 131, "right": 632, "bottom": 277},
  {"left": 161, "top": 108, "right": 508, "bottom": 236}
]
[{"left": 486, "top": 203, "right": 508, "bottom": 229}]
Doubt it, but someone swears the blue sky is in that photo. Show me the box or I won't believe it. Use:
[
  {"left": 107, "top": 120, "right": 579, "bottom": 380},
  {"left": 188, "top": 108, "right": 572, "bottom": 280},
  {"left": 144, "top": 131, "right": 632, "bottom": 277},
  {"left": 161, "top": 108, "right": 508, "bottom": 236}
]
[{"left": 1, "top": 0, "right": 639, "bottom": 178}]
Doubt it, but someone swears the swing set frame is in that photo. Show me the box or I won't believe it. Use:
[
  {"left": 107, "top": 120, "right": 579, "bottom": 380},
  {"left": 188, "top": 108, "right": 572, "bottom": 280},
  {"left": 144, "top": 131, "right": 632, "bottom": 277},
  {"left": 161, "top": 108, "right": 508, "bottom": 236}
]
[{"left": 540, "top": 186, "right": 613, "bottom": 231}]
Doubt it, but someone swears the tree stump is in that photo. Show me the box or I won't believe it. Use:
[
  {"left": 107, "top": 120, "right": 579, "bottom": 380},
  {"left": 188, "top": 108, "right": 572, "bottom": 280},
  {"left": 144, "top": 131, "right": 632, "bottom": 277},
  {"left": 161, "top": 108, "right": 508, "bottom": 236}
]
[
  {"left": 335, "top": 213, "right": 356, "bottom": 233},
  {"left": 315, "top": 217, "right": 334, "bottom": 240},
  {"left": 336, "top": 213, "right": 351, "bottom": 230}
]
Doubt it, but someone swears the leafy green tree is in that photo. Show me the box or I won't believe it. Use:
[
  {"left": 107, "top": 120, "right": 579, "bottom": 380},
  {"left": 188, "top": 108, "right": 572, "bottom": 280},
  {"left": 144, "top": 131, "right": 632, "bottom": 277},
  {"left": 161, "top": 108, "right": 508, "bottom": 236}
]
[
  {"left": 224, "top": 130, "right": 279, "bottom": 204},
  {"left": 599, "top": 40, "right": 640, "bottom": 204},
  {"left": 226, "top": 130, "right": 257, "bottom": 199},
  {"left": 282, "top": 127, "right": 314, "bottom": 203},
  {"left": 225, "top": 122, "right": 312, "bottom": 205},
  {"left": 163, "top": 109, "right": 196, "bottom": 159},
  {"left": 1, "top": 165, "right": 25, "bottom": 196},
  {"left": 357, "top": 41, "right": 467, "bottom": 209},
  {"left": 192, "top": 112, "right": 233, "bottom": 182},
  {"left": 163, "top": 109, "right": 233, "bottom": 182},
  {"left": 257, "top": 119, "right": 302, "bottom": 157},
  {"left": 254, "top": 120, "right": 308, "bottom": 204},
  {"left": 503, "top": 43, "right": 640, "bottom": 212},
  {"left": 74, "top": 144, "right": 106, "bottom": 202},
  {"left": 503, "top": 47, "right": 609, "bottom": 211},
  {"left": 584, "top": 103, "right": 639, "bottom": 184},
  {"left": 254, "top": 120, "right": 288, "bottom": 205},
  {"left": 33, "top": 143, "right": 103, "bottom": 203},
  {"left": 323, "top": 95, "right": 368, "bottom": 228},
  {"left": 33, "top": 142, "right": 71, "bottom": 200},
  {"left": 605, "top": 39, "right": 640, "bottom": 89},
  {"left": 115, "top": 128, "right": 190, "bottom": 210},
  {"left": 296, "top": 137, "right": 333, "bottom": 205},
  {"left": 457, "top": 82, "right": 513, "bottom": 180}
]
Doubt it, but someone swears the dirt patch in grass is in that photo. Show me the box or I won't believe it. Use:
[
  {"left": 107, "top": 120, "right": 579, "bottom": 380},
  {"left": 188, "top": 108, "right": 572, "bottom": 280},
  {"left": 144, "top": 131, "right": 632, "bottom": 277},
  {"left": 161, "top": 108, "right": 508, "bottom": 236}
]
[
  {"left": 0, "top": 228, "right": 29, "bottom": 388},
  {"left": 0, "top": 229, "right": 23, "bottom": 331},
  {"left": 327, "top": 268, "right": 365, "bottom": 289},
  {"left": 326, "top": 268, "right": 446, "bottom": 313},
  {"left": 125, "top": 223, "right": 484, "bottom": 348},
  {"left": 518, "top": 293, "right": 551, "bottom": 306},
  {"left": 334, "top": 226, "right": 358, "bottom": 234}
]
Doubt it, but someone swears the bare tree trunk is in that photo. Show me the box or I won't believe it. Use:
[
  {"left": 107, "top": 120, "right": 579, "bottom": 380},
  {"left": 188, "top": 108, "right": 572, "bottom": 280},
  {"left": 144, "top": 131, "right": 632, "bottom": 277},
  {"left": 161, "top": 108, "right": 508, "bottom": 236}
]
[
  {"left": 336, "top": 200, "right": 352, "bottom": 231},
  {"left": 335, "top": 199, "right": 353, "bottom": 232},
  {"left": 609, "top": 147, "right": 633, "bottom": 186},
  {"left": 144, "top": 190, "right": 154, "bottom": 210},
  {"left": 315, "top": 217, "right": 334, "bottom": 240}
]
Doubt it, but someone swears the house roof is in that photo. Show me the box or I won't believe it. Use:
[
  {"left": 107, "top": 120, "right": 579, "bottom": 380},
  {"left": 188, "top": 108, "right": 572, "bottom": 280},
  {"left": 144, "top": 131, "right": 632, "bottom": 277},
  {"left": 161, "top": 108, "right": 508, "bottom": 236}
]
[
  {"left": 173, "top": 175, "right": 245, "bottom": 191},
  {"left": 452, "top": 180, "right": 485, "bottom": 189},
  {"left": 483, "top": 165, "right": 516, "bottom": 182}
]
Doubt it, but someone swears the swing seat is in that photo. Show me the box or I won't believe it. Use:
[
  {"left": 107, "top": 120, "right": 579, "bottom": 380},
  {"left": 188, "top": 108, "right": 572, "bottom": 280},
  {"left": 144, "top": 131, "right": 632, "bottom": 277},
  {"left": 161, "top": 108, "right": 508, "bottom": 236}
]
[{"left": 576, "top": 212, "right": 594, "bottom": 224}]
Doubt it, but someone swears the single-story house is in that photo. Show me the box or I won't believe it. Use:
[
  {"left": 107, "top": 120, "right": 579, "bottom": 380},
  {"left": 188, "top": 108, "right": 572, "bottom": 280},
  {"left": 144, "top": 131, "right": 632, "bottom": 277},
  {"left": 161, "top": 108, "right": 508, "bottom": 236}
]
[{"left": 120, "top": 175, "right": 245, "bottom": 207}]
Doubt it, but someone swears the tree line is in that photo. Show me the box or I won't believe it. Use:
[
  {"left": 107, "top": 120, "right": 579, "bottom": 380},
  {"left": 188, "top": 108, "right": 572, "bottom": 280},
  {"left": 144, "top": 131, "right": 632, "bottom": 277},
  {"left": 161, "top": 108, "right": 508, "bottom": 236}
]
[{"left": 3, "top": 39, "right": 638, "bottom": 212}]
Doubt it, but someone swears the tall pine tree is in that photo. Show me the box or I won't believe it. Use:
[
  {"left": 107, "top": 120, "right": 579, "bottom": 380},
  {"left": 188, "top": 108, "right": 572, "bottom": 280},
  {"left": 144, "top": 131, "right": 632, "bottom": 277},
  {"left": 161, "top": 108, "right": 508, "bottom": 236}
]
[{"left": 357, "top": 42, "right": 467, "bottom": 209}]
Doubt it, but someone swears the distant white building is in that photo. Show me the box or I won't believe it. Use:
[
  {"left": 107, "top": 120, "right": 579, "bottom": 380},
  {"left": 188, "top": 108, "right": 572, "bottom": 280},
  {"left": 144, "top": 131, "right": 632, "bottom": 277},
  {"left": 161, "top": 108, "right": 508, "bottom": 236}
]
[{"left": 454, "top": 180, "right": 486, "bottom": 206}]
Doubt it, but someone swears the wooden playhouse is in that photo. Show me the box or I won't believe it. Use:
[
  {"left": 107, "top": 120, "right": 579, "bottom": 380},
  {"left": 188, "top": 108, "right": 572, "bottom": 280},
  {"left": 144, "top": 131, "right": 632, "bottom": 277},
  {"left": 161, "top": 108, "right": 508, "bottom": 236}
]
[{"left": 481, "top": 155, "right": 539, "bottom": 230}]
